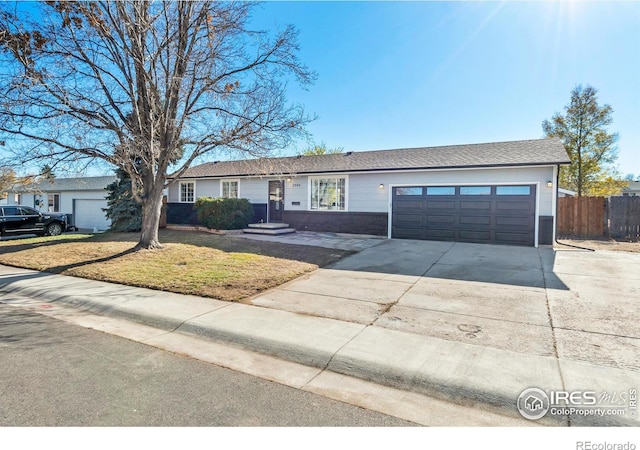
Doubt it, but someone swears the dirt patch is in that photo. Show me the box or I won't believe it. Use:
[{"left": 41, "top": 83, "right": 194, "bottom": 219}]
[{"left": 555, "top": 238, "right": 640, "bottom": 253}]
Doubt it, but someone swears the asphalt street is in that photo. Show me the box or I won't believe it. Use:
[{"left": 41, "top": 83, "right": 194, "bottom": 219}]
[{"left": 0, "top": 303, "right": 413, "bottom": 426}]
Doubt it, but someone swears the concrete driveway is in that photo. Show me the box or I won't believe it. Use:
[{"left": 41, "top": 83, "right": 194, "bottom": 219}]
[{"left": 249, "top": 239, "right": 640, "bottom": 372}]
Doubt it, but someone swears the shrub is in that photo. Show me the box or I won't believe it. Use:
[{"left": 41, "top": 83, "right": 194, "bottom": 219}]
[{"left": 194, "top": 197, "right": 253, "bottom": 230}]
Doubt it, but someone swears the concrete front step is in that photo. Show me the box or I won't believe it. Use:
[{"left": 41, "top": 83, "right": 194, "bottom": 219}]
[
  {"left": 247, "top": 222, "right": 290, "bottom": 230},
  {"left": 243, "top": 227, "right": 296, "bottom": 235}
]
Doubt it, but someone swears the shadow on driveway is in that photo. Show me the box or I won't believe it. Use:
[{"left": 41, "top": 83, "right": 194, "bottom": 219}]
[{"left": 328, "top": 239, "right": 569, "bottom": 291}]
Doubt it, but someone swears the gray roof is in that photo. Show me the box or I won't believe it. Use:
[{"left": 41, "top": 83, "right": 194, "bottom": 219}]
[
  {"left": 179, "top": 138, "right": 570, "bottom": 179},
  {"left": 10, "top": 176, "right": 117, "bottom": 193}
]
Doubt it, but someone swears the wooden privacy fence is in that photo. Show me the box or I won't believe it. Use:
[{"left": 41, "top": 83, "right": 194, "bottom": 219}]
[
  {"left": 557, "top": 196, "right": 606, "bottom": 237},
  {"left": 557, "top": 196, "right": 640, "bottom": 240},
  {"left": 608, "top": 196, "right": 640, "bottom": 240},
  {"left": 159, "top": 195, "right": 168, "bottom": 228}
]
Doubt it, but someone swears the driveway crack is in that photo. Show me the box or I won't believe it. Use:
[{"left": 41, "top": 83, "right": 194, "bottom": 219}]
[
  {"left": 368, "top": 242, "right": 454, "bottom": 326},
  {"left": 538, "top": 248, "right": 571, "bottom": 426}
]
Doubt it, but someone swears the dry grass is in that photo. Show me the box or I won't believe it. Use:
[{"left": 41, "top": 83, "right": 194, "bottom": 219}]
[{"left": 0, "top": 230, "right": 352, "bottom": 301}]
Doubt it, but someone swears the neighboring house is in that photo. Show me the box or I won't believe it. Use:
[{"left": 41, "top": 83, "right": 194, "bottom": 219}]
[
  {"left": 168, "top": 138, "right": 570, "bottom": 247},
  {"left": 558, "top": 188, "right": 577, "bottom": 197},
  {"left": 622, "top": 180, "right": 640, "bottom": 196},
  {"left": 5, "top": 176, "right": 117, "bottom": 231}
]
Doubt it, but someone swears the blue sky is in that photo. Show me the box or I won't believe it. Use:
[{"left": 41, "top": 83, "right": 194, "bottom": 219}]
[{"left": 251, "top": 1, "right": 640, "bottom": 176}]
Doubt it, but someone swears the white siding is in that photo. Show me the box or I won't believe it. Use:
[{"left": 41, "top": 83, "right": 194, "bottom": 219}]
[
  {"left": 193, "top": 179, "right": 219, "bottom": 199},
  {"left": 169, "top": 178, "right": 274, "bottom": 203},
  {"left": 237, "top": 178, "right": 268, "bottom": 203},
  {"left": 171, "top": 165, "right": 557, "bottom": 217},
  {"left": 284, "top": 177, "right": 307, "bottom": 210},
  {"left": 61, "top": 191, "right": 107, "bottom": 214},
  {"left": 348, "top": 166, "right": 556, "bottom": 216},
  {"left": 167, "top": 182, "right": 180, "bottom": 202}
]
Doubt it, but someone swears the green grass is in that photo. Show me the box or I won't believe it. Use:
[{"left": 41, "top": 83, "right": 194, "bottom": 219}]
[{"left": 0, "top": 230, "right": 352, "bottom": 301}]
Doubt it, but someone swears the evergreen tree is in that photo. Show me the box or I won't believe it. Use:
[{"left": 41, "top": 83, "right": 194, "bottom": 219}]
[{"left": 104, "top": 169, "right": 142, "bottom": 232}]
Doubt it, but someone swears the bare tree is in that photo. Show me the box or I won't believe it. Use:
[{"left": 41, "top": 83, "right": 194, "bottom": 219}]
[{"left": 0, "top": 1, "right": 314, "bottom": 249}]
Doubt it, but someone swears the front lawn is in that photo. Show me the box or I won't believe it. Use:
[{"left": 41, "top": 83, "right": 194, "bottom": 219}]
[{"left": 0, "top": 230, "right": 352, "bottom": 301}]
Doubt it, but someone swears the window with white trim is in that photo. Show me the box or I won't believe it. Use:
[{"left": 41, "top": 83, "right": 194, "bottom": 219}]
[
  {"left": 179, "top": 181, "right": 195, "bottom": 203},
  {"left": 310, "top": 177, "right": 346, "bottom": 211},
  {"left": 221, "top": 180, "right": 239, "bottom": 199},
  {"left": 48, "top": 193, "right": 61, "bottom": 212}
]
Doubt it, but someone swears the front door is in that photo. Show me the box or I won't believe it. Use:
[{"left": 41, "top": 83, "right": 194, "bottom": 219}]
[{"left": 268, "top": 180, "right": 284, "bottom": 222}]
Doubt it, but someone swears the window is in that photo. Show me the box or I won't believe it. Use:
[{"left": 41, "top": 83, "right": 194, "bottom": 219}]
[
  {"left": 496, "top": 186, "right": 531, "bottom": 196},
  {"left": 179, "top": 181, "right": 195, "bottom": 203},
  {"left": 310, "top": 177, "right": 346, "bottom": 211},
  {"left": 14, "top": 194, "right": 21, "bottom": 204},
  {"left": 48, "top": 193, "right": 60, "bottom": 212},
  {"left": 221, "top": 180, "right": 239, "bottom": 199},
  {"left": 426, "top": 186, "right": 455, "bottom": 195},
  {"left": 20, "top": 207, "right": 39, "bottom": 216},
  {"left": 460, "top": 186, "right": 491, "bottom": 195},
  {"left": 396, "top": 187, "right": 423, "bottom": 196},
  {"left": 3, "top": 207, "right": 19, "bottom": 216}
]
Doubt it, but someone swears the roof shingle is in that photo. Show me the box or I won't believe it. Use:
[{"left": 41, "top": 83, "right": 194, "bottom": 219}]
[
  {"left": 179, "top": 138, "right": 570, "bottom": 179},
  {"left": 10, "top": 176, "right": 117, "bottom": 193}
]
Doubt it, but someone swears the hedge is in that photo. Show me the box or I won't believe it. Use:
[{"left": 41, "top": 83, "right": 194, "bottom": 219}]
[{"left": 194, "top": 197, "right": 253, "bottom": 230}]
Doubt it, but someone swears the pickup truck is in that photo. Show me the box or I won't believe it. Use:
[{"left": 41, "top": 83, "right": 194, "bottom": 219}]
[{"left": 0, "top": 205, "right": 68, "bottom": 237}]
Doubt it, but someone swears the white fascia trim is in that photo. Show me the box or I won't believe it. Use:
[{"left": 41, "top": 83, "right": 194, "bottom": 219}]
[
  {"left": 552, "top": 165, "right": 558, "bottom": 243},
  {"left": 534, "top": 182, "right": 540, "bottom": 248}
]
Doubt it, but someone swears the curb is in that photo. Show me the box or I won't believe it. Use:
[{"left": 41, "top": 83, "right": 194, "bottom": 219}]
[{"left": 0, "top": 267, "right": 636, "bottom": 427}]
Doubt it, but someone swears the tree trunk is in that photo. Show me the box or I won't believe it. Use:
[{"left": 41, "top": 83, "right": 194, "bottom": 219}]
[{"left": 136, "top": 187, "right": 164, "bottom": 250}]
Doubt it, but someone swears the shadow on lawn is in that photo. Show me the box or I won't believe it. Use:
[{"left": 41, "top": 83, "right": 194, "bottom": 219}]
[
  {"left": 44, "top": 247, "right": 139, "bottom": 274},
  {"left": 147, "top": 229, "right": 353, "bottom": 267},
  {"left": 0, "top": 230, "right": 352, "bottom": 269},
  {"left": 0, "top": 235, "right": 95, "bottom": 254}
]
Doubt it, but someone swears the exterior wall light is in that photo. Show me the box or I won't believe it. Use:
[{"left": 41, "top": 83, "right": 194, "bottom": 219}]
[
  {"left": 547, "top": 180, "right": 553, "bottom": 188},
  {"left": 379, "top": 183, "right": 385, "bottom": 189}
]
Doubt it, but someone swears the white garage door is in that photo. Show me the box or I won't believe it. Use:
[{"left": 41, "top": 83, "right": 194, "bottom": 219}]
[{"left": 74, "top": 199, "right": 111, "bottom": 231}]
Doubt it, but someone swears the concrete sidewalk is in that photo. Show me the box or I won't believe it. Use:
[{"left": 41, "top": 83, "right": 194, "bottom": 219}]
[{"left": 0, "top": 254, "right": 637, "bottom": 426}]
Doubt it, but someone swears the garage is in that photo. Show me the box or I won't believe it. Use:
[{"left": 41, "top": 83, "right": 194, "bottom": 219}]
[
  {"left": 74, "top": 199, "right": 111, "bottom": 231},
  {"left": 391, "top": 184, "right": 536, "bottom": 246}
]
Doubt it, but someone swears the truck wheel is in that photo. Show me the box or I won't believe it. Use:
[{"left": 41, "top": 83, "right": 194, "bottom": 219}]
[{"left": 47, "top": 223, "right": 63, "bottom": 236}]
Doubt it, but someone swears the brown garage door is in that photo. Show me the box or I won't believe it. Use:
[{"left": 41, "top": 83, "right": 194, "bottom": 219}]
[{"left": 392, "top": 185, "right": 536, "bottom": 246}]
